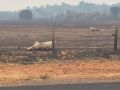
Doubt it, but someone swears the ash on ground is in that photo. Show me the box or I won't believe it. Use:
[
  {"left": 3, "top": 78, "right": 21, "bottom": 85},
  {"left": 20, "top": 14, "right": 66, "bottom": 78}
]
[{"left": 0, "top": 48, "right": 120, "bottom": 64}]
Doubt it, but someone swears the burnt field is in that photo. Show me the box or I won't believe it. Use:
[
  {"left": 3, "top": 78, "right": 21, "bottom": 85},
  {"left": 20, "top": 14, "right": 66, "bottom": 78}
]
[{"left": 0, "top": 24, "right": 120, "bottom": 63}]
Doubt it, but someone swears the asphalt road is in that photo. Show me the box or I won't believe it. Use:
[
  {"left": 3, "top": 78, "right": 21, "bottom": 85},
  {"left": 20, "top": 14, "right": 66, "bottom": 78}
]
[{"left": 1, "top": 82, "right": 120, "bottom": 90}]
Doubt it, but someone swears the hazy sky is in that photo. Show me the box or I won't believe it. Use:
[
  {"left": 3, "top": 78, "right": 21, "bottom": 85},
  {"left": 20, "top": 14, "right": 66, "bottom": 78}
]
[{"left": 0, "top": 0, "right": 119, "bottom": 11}]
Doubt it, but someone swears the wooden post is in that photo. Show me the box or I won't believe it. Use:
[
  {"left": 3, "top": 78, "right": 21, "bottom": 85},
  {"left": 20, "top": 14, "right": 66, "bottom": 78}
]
[
  {"left": 52, "top": 28, "right": 55, "bottom": 53},
  {"left": 114, "top": 27, "right": 118, "bottom": 51}
]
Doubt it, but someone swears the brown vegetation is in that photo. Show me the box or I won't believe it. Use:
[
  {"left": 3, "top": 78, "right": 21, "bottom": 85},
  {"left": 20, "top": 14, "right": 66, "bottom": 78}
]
[{"left": 1, "top": 60, "right": 120, "bottom": 85}]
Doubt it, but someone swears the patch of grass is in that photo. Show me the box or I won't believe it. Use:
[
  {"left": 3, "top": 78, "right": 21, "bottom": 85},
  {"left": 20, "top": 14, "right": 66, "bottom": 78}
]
[
  {"left": 23, "top": 76, "right": 33, "bottom": 81},
  {"left": 39, "top": 74, "right": 49, "bottom": 80}
]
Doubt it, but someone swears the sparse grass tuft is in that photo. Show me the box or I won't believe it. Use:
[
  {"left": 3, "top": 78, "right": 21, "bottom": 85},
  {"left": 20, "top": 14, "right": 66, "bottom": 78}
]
[{"left": 39, "top": 74, "right": 49, "bottom": 80}]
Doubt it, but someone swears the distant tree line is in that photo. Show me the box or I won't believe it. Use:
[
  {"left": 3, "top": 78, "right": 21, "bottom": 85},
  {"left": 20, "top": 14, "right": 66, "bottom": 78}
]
[{"left": 0, "top": 1, "right": 120, "bottom": 25}]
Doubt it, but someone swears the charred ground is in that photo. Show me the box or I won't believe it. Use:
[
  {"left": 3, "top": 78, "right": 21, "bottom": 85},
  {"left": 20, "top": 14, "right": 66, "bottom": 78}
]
[{"left": 0, "top": 24, "right": 119, "bottom": 63}]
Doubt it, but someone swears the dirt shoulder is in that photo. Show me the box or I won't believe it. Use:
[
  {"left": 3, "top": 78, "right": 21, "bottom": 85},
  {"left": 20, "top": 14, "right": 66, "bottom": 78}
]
[{"left": 1, "top": 59, "right": 120, "bottom": 86}]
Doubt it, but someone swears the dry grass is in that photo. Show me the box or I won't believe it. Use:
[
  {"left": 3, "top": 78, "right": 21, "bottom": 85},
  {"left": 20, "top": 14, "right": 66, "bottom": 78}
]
[{"left": 1, "top": 59, "right": 120, "bottom": 85}]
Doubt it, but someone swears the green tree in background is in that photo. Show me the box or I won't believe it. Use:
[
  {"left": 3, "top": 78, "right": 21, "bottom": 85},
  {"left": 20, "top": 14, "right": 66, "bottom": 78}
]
[
  {"left": 110, "top": 6, "right": 120, "bottom": 20},
  {"left": 19, "top": 9, "right": 33, "bottom": 20}
]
